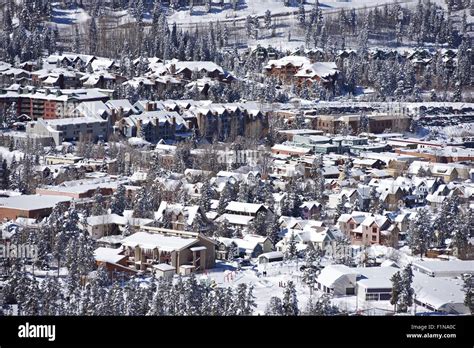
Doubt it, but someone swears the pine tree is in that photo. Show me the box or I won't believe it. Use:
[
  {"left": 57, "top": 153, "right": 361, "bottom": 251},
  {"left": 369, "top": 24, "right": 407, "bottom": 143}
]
[
  {"left": 285, "top": 232, "right": 298, "bottom": 260},
  {"left": 266, "top": 213, "right": 280, "bottom": 246},
  {"left": 265, "top": 296, "right": 284, "bottom": 315},
  {"left": 217, "top": 182, "right": 234, "bottom": 215},
  {"left": 249, "top": 210, "right": 267, "bottom": 236},
  {"left": 89, "top": 17, "right": 98, "bottom": 55},
  {"left": 282, "top": 281, "right": 299, "bottom": 316},
  {"left": 91, "top": 188, "right": 107, "bottom": 216},
  {"left": 298, "top": 3, "right": 306, "bottom": 27},
  {"left": 199, "top": 180, "right": 213, "bottom": 213},
  {"left": 228, "top": 241, "right": 238, "bottom": 261},
  {"left": 234, "top": 283, "right": 255, "bottom": 315},
  {"left": 398, "top": 264, "right": 414, "bottom": 313},
  {"left": 305, "top": 294, "right": 336, "bottom": 315},
  {"left": 462, "top": 274, "right": 473, "bottom": 314},
  {"left": 451, "top": 209, "right": 471, "bottom": 259},
  {"left": 264, "top": 10, "right": 272, "bottom": 30},
  {"left": 133, "top": 187, "right": 153, "bottom": 219},
  {"left": 302, "top": 243, "right": 321, "bottom": 294},
  {"left": 407, "top": 208, "right": 433, "bottom": 259},
  {"left": 110, "top": 184, "right": 127, "bottom": 215},
  {"left": 368, "top": 187, "right": 380, "bottom": 214},
  {"left": 390, "top": 271, "right": 403, "bottom": 312},
  {"left": 334, "top": 195, "right": 348, "bottom": 222}
]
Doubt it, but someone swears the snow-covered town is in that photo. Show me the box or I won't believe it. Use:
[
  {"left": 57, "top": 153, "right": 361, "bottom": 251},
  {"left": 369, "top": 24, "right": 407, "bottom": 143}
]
[{"left": 0, "top": 0, "right": 472, "bottom": 320}]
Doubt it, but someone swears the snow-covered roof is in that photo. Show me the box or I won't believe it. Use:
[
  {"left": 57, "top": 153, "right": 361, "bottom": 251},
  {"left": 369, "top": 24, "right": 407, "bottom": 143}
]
[
  {"left": 121, "top": 231, "right": 197, "bottom": 252},
  {"left": 106, "top": 99, "right": 138, "bottom": 113},
  {"left": 258, "top": 251, "right": 284, "bottom": 260},
  {"left": 42, "top": 116, "right": 107, "bottom": 127},
  {"left": 155, "top": 201, "right": 201, "bottom": 226},
  {"left": 75, "top": 100, "right": 110, "bottom": 118},
  {"left": 216, "top": 214, "right": 254, "bottom": 226},
  {"left": 0, "top": 195, "right": 71, "bottom": 211},
  {"left": 412, "top": 260, "right": 474, "bottom": 277},
  {"left": 225, "top": 201, "right": 266, "bottom": 214},
  {"left": 413, "top": 272, "right": 469, "bottom": 313},
  {"left": 265, "top": 56, "right": 311, "bottom": 69},
  {"left": 272, "top": 144, "right": 312, "bottom": 154},
  {"left": 168, "top": 61, "right": 224, "bottom": 74},
  {"left": 317, "top": 264, "right": 357, "bottom": 288},
  {"left": 294, "top": 62, "right": 338, "bottom": 79},
  {"left": 153, "top": 263, "right": 175, "bottom": 271},
  {"left": 94, "top": 247, "right": 126, "bottom": 264}
]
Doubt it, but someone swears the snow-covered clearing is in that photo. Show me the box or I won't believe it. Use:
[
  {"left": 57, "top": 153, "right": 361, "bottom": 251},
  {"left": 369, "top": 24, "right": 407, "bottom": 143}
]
[
  {"left": 50, "top": 5, "right": 91, "bottom": 28},
  {"left": 199, "top": 260, "right": 313, "bottom": 313}
]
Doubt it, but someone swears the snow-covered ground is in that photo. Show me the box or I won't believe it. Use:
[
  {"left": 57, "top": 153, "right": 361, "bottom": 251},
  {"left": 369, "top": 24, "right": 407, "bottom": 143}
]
[
  {"left": 199, "top": 260, "right": 313, "bottom": 314},
  {"left": 0, "top": 146, "right": 24, "bottom": 164},
  {"left": 427, "top": 122, "right": 474, "bottom": 139},
  {"left": 50, "top": 5, "right": 91, "bottom": 28},
  {"left": 167, "top": 0, "right": 420, "bottom": 26}
]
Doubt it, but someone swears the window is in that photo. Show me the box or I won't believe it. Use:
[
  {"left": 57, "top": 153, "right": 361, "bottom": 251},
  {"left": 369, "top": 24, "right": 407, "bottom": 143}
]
[
  {"left": 372, "top": 235, "right": 377, "bottom": 242},
  {"left": 365, "top": 293, "right": 379, "bottom": 301},
  {"left": 346, "top": 287, "right": 355, "bottom": 295},
  {"left": 372, "top": 227, "right": 377, "bottom": 233}
]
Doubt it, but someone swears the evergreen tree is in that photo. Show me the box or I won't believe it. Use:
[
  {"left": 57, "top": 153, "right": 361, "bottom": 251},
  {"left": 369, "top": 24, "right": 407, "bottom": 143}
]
[
  {"left": 305, "top": 294, "right": 337, "bottom": 315},
  {"left": 462, "top": 274, "right": 473, "bottom": 314},
  {"left": 298, "top": 3, "right": 306, "bottom": 27},
  {"left": 390, "top": 271, "right": 403, "bottom": 312},
  {"left": 302, "top": 243, "right": 321, "bottom": 294},
  {"left": 266, "top": 213, "right": 280, "bottom": 246},
  {"left": 265, "top": 296, "right": 284, "bottom": 315},
  {"left": 217, "top": 182, "right": 234, "bottom": 215},
  {"left": 285, "top": 232, "right": 298, "bottom": 260},
  {"left": 398, "top": 264, "right": 414, "bottom": 313},
  {"left": 264, "top": 10, "right": 272, "bottom": 30},
  {"left": 407, "top": 208, "right": 433, "bottom": 259},
  {"left": 89, "top": 17, "right": 98, "bottom": 55},
  {"left": 199, "top": 180, "right": 213, "bottom": 213},
  {"left": 110, "top": 184, "right": 128, "bottom": 216},
  {"left": 249, "top": 210, "right": 267, "bottom": 236},
  {"left": 282, "top": 281, "right": 299, "bottom": 316}
]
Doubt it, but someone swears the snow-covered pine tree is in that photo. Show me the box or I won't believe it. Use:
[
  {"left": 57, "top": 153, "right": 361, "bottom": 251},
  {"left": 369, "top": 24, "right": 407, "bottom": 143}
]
[
  {"left": 282, "top": 281, "right": 299, "bottom": 316},
  {"left": 89, "top": 17, "right": 98, "bottom": 55},
  {"left": 249, "top": 210, "right": 267, "bottom": 236},
  {"left": 91, "top": 188, "right": 107, "bottom": 216},
  {"left": 398, "top": 264, "right": 414, "bottom": 313},
  {"left": 199, "top": 180, "right": 213, "bottom": 213},
  {"left": 110, "top": 184, "right": 128, "bottom": 215},
  {"left": 266, "top": 213, "right": 281, "bottom": 246},
  {"left": 390, "top": 271, "right": 402, "bottom": 312},
  {"left": 285, "top": 232, "right": 298, "bottom": 260},
  {"left": 462, "top": 274, "right": 473, "bottom": 314},
  {"left": 305, "top": 294, "right": 336, "bottom": 315},
  {"left": 265, "top": 296, "right": 284, "bottom": 315},
  {"left": 217, "top": 181, "right": 234, "bottom": 215},
  {"left": 407, "top": 207, "right": 433, "bottom": 259},
  {"left": 298, "top": 3, "right": 306, "bottom": 27},
  {"left": 264, "top": 10, "right": 272, "bottom": 30},
  {"left": 302, "top": 243, "right": 321, "bottom": 294}
]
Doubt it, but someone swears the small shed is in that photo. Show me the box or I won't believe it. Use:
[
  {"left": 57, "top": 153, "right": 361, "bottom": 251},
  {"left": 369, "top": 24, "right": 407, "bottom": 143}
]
[
  {"left": 258, "top": 251, "right": 284, "bottom": 264},
  {"left": 179, "top": 264, "right": 195, "bottom": 276},
  {"left": 153, "top": 263, "right": 176, "bottom": 280}
]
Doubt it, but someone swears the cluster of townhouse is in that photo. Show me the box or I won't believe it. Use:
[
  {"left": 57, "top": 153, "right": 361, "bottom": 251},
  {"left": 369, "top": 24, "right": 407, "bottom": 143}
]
[{"left": 1, "top": 91, "right": 267, "bottom": 146}]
